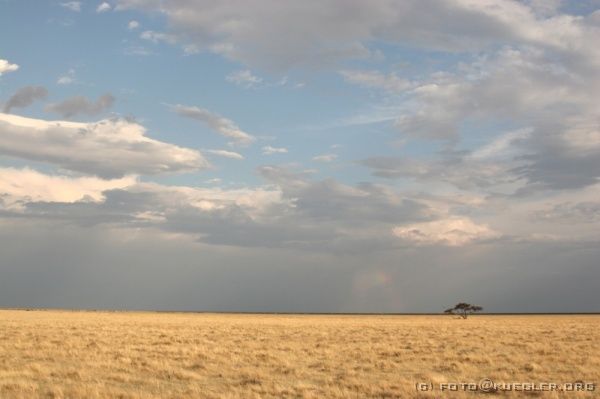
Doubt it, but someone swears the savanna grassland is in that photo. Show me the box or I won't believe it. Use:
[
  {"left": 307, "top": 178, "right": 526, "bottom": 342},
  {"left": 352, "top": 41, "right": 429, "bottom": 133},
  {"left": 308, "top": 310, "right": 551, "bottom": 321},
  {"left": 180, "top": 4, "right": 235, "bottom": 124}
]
[{"left": 0, "top": 310, "right": 598, "bottom": 398}]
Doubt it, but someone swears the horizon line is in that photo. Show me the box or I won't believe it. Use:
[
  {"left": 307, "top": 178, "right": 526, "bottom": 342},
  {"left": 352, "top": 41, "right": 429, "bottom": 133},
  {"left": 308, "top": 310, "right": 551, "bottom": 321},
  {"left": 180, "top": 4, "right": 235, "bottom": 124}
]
[{"left": 2, "top": 307, "right": 599, "bottom": 315}]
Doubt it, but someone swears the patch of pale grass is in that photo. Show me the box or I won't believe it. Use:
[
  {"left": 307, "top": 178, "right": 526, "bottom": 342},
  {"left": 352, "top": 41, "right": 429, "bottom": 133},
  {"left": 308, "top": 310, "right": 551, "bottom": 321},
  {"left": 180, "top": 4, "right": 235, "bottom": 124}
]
[{"left": 0, "top": 311, "right": 598, "bottom": 398}]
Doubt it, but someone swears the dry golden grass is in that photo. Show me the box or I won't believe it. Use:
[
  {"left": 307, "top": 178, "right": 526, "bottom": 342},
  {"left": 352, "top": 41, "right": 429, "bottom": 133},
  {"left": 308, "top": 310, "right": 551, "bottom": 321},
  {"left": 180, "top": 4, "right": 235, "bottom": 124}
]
[{"left": 0, "top": 310, "right": 598, "bottom": 398}]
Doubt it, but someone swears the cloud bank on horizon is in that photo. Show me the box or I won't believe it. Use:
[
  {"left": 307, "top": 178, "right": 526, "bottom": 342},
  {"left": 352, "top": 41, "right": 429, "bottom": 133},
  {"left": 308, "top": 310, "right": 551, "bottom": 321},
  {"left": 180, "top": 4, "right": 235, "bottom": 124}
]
[{"left": 0, "top": 0, "right": 598, "bottom": 312}]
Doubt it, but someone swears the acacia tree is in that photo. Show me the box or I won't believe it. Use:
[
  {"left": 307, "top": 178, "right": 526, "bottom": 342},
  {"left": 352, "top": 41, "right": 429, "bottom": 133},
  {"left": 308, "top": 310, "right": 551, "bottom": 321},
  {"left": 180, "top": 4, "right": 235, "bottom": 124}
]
[{"left": 444, "top": 303, "right": 483, "bottom": 319}]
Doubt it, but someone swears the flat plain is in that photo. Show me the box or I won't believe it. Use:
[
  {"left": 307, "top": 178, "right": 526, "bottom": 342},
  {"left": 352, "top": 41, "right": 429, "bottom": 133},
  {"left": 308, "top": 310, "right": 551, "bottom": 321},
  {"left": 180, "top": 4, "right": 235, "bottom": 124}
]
[{"left": 0, "top": 310, "right": 598, "bottom": 398}]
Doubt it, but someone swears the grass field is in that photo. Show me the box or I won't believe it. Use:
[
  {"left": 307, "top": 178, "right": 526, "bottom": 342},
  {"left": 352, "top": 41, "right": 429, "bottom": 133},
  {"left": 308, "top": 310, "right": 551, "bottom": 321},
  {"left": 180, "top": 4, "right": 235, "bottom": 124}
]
[{"left": 0, "top": 310, "right": 598, "bottom": 398}]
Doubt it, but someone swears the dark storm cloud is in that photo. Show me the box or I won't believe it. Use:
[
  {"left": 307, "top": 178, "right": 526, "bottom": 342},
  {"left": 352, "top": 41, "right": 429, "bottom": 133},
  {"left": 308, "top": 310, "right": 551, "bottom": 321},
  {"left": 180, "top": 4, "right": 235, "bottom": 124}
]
[{"left": 1, "top": 220, "right": 598, "bottom": 313}]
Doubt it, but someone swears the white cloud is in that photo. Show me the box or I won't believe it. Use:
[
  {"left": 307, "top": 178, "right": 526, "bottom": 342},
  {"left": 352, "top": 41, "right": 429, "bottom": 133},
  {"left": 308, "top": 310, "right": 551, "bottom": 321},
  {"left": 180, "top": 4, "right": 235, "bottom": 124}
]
[
  {"left": 2, "top": 161, "right": 597, "bottom": 255},
  {"left": 172, "top": 104, "right": 255, "bottom": 146},
  {"left": 360, "top": 42, "right": 600, "bottom": 191},
  {"left": 96, "top": 2, "right": 111, "bottom": 13},
  {"left": 60, "top": 1, "right": 81, "bottom": 12},
  {"left": 57, "top": 68, "right": 76, "bottom": 85},
  {"left": 0, "top": 113, "right": 208, "bottom": 178},
  {"left": 312, "top": 153, "right": 337, "bottom": 162},
  {"left": 394, "top": 45, "right": 597, "bottom": 140},
  {"left": 128, "top": 20, "right": 140, "bottom": 30},
  {"left": 182, "top": 44, "right": 200, "bottom": 55},
  {"left": 393, "top": 217, "right": 501, "bottom": 247},
  {"left": 2, "top": 172, "right": 280, "bottom": 216},
  {"left": 262, "top": 146, "right": 288, "bottom": 155},
  {"left": 1, "top": 170, "right": 284, "bottom": 229},
  {"left": 0, "top": 167, "right": 136, "bottom": 210},
  {"left": 1, "top": 164, "right": 434, "bottom": 251},
  {"left": 113, "top": 0, "right": 600, "bottom": 72},
  {"left": 561, "top": 116, "right": 600, "bottom": 153},
  {"left": 468, "top": 128, "right": 533, "bottom": 160},
  {"left": 57, "top": 76, "right": 73, "bottom": 85},
  {"left": 140, "top": 30, "right": 177, "bottom": 45},
  {"left": 0, "top": 59, "right": 19, "bottom": 76},
  {"left": 205, "top": 149, "right": 244, "bottom": 160},
  {"left": 2, "top": 0, "right": 600, "bottom": 312},
  {"left": 340, "top": 70, "right": 411, "bottom": 92},
  {"left": 525, "top": 0, "right": 564, "bottom": 17},
  {"left": 123, "top": 46, "right": 153, "bottom": 56},
  {"left": 226, "top": 70, "right": 263, "bottom": 88}
]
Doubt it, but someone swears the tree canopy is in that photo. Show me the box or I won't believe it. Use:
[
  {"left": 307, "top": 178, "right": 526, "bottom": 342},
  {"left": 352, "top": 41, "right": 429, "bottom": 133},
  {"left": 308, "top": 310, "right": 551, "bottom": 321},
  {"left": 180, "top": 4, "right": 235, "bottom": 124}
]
[{"left": 444, "top": 303, "right": 483, "bottom": 319}]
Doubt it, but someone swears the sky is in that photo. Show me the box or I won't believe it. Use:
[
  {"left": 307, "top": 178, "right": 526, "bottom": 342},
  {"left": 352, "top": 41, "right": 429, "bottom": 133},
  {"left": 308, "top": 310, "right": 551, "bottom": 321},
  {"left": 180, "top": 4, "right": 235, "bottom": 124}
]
[{"left": 0, "top": 0, "right": 599, "bottom": 313}]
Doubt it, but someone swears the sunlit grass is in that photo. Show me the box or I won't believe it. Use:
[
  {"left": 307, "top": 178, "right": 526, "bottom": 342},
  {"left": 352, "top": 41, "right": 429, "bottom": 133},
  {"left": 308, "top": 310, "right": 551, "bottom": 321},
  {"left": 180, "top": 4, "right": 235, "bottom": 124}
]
[{"left": 0, "top": 310, "right": 598, "bottom": 398}]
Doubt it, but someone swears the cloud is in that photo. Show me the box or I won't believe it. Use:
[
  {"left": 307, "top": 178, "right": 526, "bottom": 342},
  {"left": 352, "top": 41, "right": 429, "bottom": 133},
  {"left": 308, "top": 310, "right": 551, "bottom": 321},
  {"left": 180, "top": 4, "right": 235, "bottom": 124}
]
[
  {"left": 45, "top": 94, "right": 115, "bottom": 118},
  {"left": 3, "top": 86, "right": 48, "bottom": 113},
  {"left": 525, "top": 0, "right": 564, "bottom": 17},
  {"left": 128, "top": 20, "right": 140, "bottom": 30},
  {"left": 358, "top": 129, "right": 533, "bottom": 192},
  {"left": 468, "top": 128, "right": 533, "bottom": 161},
  {"left": 140, "top": 30, "right": 177, "bottom": 45},
  {"left": 2, "top": 0, "right": 600, "bottom": 313},
  {"left": 112, "top": 0, "right": 600, "bottom": 196},
  {"left": 57, "top": 69, "right": 76, "bottom": 85},
  {"left": 363, "top": 43, "right": 600, "bottom": 193},
  {"left": 0, "top": 113, "right": 208, "bottom": 178},
  {"left": 96, "top": 2, "right": 111, "bottom": 13},
  {"left": 205, "top": 149, "right": 244, "bottom": 160},
  {"left": 512, "top": 138, "right": 600, "bottom": 191},
  {"left": 172, "top": 104, "right": 255, "bottom": 146},
  {"left": 2, "top": 176, "right": 287, "bottom": 246},
  {"left": 0, "top": 59, "right": 19, "bottom": 75},
  {"left": 123, "top": 46, "right": 153, "bottom": 56},
  {"left": 2, "top": 163, "right": 599, "bottom": 314},
  {"left": 393, "top": 217, "right": 501, "bottom": 247},
  {"left": 111, "top": 0, "right": 600, "bottom": 193},
  {"left": 391, "top": 46, "right": 595, "bottom": 140},
  {"left": 60, "top": 1, "right": 81, "bottom": 12},
  {"left": 182, "top": 44, "right": 200, "bottom": 55},
  {"left": 113, "top": 0, "right": 600, "bottom": 71},
  {"left": 257, "top": 165, "right": 433, "bottom": 233},
  {"left": 361, "top": 151, "right": 525, "bottom": 192},
  {"left": 0, "top": 167, "right": 136, "bottom": 209},
  {"left": 340, "top": 70, "right": 411, "bottom": 92},
  {"left": 2, "top": 216, "right": 599, "bottom": 312},
  {"left": 226, "top": 70, "right": 263, "bottom": 88},
  {"left": 312, "top": 153, "right": 337, "bottom": 162},
  {"left": 1, "top": 164, "right": 434, "bottom": 252},
  {"left": 534, "top": 201, "right": 600, "bottom": 224},
  {"left": 262, "top": 146, "right": 288, "bottom": 155}
]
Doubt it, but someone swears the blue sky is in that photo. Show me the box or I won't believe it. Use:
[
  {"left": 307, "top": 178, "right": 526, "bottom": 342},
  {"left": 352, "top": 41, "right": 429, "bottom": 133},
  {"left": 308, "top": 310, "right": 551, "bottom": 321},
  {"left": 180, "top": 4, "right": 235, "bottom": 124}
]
[
  {"left": 0, "top": 1, "right": 458, "bottom": 188},
  {"left": 1, "top": 0, "right": 599, "bottom": 312}
]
